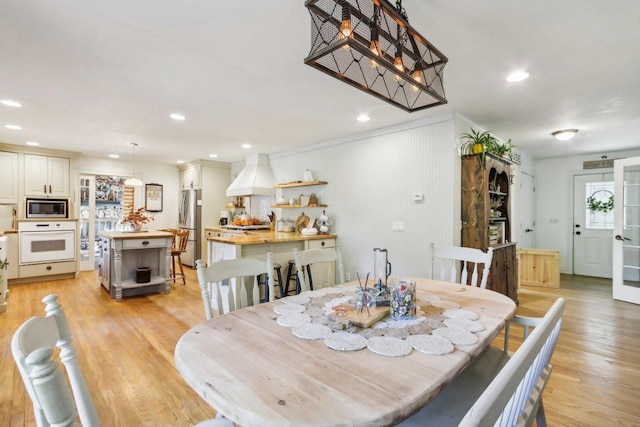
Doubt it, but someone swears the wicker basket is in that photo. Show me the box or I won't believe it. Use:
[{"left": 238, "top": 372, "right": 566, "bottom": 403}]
[{"left": 309, "top": 193, "right": 318, "bottom": 205}]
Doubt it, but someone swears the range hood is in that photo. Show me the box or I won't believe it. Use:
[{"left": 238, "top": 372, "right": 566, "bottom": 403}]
[{"left": 226, "top": 153, "right": 277, "bottom": 197}]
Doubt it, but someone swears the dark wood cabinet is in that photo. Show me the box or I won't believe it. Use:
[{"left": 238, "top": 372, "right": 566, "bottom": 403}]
[{"left": 461, "top": 153, "right": 518, "bottom": 303}]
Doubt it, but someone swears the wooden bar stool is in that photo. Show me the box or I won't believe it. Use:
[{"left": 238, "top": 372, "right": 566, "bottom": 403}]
[
  {"left": 284, "top": 260, "right": 312, "bottom": 296},
  {"left": 162, "top": 228, "right": 190, "bottom": 285},
  {"left": 258, "top": 263, "right": 284, "bottom": 302}
]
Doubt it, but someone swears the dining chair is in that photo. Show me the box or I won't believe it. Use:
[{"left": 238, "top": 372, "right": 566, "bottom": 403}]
[
  {"left": 398, "top": 297, "right": 565, "bottom": 427},
  {"left": 196, "top": 253, "right": 275, "bottom": 319},
  {"left": 12, "top": 294, "right": 234, "bottom": 427},
  {"left": 430, "top": 243, "right": 494, "bottom": 288},
  {"left": 292, "top": 245, "right": 345, "bottom": 292},
  {"left": 161, "top": 228, "right": 190, "bottom": 285}
]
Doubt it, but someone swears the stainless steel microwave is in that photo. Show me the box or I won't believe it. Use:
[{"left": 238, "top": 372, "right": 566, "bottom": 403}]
[{"left": 26, "top": 198, "right": 69, "bottom": 218}]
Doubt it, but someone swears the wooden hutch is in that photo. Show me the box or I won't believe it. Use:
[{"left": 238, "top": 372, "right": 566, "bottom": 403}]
[{"left": 461, "top": 153, "right": 518, "bottom": 303}]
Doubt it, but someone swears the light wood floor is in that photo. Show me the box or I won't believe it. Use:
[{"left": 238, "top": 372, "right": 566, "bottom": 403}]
[{"left": 1, "top": 271, "right": 639, "bottom": 426}]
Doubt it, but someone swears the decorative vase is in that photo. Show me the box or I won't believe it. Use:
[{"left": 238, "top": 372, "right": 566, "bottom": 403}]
[{"left": 390, "top": 279, "right": 416, "bottom": 320}]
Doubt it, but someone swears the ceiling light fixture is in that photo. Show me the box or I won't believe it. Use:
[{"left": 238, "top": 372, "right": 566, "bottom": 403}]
[
  {"left": 1, "top": 99, "right": 22, "bottom": 108},
  {"left": 242, "top": 144, "right": 252, "bottom": 149},
  {"left": 26, "top": 141, "right": 40, "bottom": 146},
  {"left": 5, "top": 124, "right": 22, "bottom": 130},
  {"left": 177, "top": 160, "right": 185, "bottom": 164},
  {"left": 506, "top": 71, "right": 530, "bottom": 82},
  {"left": 170, "top": 113, "right": 186, "bottom": 121},
  {"left": 551, "top": 129, "right": 579, "bottom": 141},
  {"left": 357, "top": 114, "right": 370, "bottom": 122},
  {"left": 124, "top": 143, "right": 144, "bottom": 186},
  {"left": 304, "top": 0, "right": 448, "bottom": 112},
  {"left": 109, "top": 154, "right": 120, "bottom": 158},
  {"left": 209, "top": 154, "right": 218, "bottom": 158}
]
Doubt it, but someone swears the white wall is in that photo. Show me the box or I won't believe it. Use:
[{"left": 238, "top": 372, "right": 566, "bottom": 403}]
[
  {"left": 534, "top": 149, "right": 640, "bottom": 274},
  {"left": 269, "top": 113, "right": 458, "bottom": 280},
  {"left": 73, "top": 155, "right": 180, "bottom": 230}
]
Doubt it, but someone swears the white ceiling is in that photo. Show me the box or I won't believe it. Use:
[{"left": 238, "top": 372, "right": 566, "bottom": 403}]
[{"left": 1, "top": 1, "right": 639, "bottom": 165}]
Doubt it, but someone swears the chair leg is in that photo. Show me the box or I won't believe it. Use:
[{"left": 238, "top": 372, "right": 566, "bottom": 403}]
[
  {"left": 275, "top": 265, "right": 284, "bottom": 299},
  {"left": 535, "top": 398, "right": 547, "bottom": 427},
  {"left": 170, "top": 255, "right": 177, "bottom": 282},
  {"left": 178, "top": 255, "right": 186, "bottom": 285}
]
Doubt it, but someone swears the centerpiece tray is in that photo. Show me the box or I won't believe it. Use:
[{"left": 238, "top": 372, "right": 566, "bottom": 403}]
[{"left": 331, "top": 306, "right": 390, "bottom": 328}]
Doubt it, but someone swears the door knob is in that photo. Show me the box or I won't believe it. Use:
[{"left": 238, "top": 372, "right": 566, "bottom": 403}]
[
  {"left": 615, "top": 235, "right": 631, "bottom": 241},
  {"left": 525, "top": 228, "right": 533, "bottom": 233},
  {"left": 575, "top": 231, "right": 581, "bottom": 235}
]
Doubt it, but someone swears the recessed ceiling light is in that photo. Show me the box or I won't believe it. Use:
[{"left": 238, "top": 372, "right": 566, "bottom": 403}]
[
  {"left": 242, "top": 144, "right": 252, "bottom": 149},
  {"left": 551, "top": 129, "right": 579, "bottom": 141},
  {"left": 170, "top": 113, "right": 186, "bottom": 121},
  {"left": 5, "top": 124, "right": 22, "bottom": 130},
  {"left": 506, "top": 71, "right": 530, "bottom": 82},
  {"left": 109, "top": 154, "right": 120, "bottom": 158},
  {"left": 357, "top": 114, "right": 370, "bottom": 122},
  {"left": 1, "top": 99, "right": 22, "bottom": 108},
  {"left": 209, "top": 154, "right": 218, "bottom": 158},
  {"left": 25, "top": 141, "right": 39, "bottom": 146},
  {"left": 177, "top": 160, "right": 185, "bottom": 164}
]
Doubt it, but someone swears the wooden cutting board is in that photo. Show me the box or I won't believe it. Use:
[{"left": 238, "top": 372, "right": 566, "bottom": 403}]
[{"left": 331, "top": 306, "right": 390, "bottom": 328}]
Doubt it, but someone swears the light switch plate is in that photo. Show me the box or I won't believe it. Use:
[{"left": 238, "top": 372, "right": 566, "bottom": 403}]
[{"left": 392, "top": 221, "right": 405, "bottom": 232}]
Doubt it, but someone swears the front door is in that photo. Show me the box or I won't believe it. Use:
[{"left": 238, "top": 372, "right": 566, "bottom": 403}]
[
  {"left": 573, "top": 173, "right": 614, "bottom": 278},
  {"left": 518, "top": 172, "right": 535, "bottom": 248},
  {"left": 613, "top": 157, "right": 640, "bottom": 305}
]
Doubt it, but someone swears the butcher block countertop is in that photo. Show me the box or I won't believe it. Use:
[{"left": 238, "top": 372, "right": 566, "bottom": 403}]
[
  {"left": 0, "top": 229, "right": 18, "bottom": 235},
  {"left": 205, "top": 227, "right": 336, "bottom": 245},
  {"left": 100, "top": 230, "right": 174, "bottom": 240}
]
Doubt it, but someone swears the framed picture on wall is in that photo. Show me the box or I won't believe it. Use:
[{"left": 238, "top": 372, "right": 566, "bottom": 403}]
[{"left": 145, "top": 183, "right": 163, "bottom": 212}]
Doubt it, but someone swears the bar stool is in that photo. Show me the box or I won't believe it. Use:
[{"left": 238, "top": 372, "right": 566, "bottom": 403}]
[
  {"left": 284, "top": 260, "right": 313, "bottom": 296},
  {"left": 258, "top": 263, "right": 284, "bottom": 302}
]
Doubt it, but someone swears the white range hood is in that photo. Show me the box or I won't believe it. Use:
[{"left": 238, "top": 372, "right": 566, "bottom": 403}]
[{"left": 226, "top": 153, "right": 277, "bottom": 197}]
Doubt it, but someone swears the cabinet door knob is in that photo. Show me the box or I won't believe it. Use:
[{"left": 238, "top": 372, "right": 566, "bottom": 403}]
[
  {"left": 142, "top": 241, "right": 149, "bottom": 245},
  {"left": 46, "top": 265, "right": 52, "bottom": 271}
]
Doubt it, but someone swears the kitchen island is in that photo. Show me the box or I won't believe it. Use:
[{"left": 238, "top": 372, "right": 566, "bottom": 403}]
[
  {"left": 205, "top": 227, "right": 338, "bottom": 286},
  {"left": 99, "top": 230, "right": 173, "bottom": 301}
]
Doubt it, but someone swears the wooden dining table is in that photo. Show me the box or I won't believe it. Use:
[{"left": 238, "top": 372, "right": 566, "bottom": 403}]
[{"left": 174, "top": 278, "right": 517, "bottom": 427}]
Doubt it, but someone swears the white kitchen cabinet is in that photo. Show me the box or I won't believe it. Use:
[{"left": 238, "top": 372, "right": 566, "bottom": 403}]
[
  {"left": 179, "top": 166, "right": 201, "bottom": 190},
  {"left": 24, "top": 154, "right": 70, "bottom": 197},
  {"left": 6, "top": 233, "right": 19, "bottom": 280},
  {"left": 0, "top": 151, "right": 19, "bottom": 204}
]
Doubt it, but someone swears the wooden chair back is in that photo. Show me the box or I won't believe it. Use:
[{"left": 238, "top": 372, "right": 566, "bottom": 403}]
[
  {"left": 431, "top": 244, "right": 494, "bottom": 288},
  {"left": 398, "top": 298, "right": 565, "bottom": 427},
  {"left": 293, "top": 245, "right": 345, "bottom": 292},
  {"left": 11, "top": 294, "right": 100, "bottom": 427},
  {"left": 196, "top": 254, "right": 275, "bottom": 319},
  {"left": 174, "top": 229, "right": 190, "bottom": 253}
]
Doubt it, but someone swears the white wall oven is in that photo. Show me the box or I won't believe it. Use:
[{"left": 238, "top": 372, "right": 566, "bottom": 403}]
[
  {"left": 26, "top": 198, "right": 69, "bottom": 218},
  {"left": 19, "top": 222, "right": 76, "bottom": 265}
]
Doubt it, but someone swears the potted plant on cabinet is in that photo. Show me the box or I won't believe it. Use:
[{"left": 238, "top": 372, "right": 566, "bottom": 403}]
[{"left": 461, "top": 129, "right": 516, "bottom": 162}]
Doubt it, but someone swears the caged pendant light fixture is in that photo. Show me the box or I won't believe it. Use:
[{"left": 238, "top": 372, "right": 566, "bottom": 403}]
[
  {"left": 124, "top": 142, "right": 144, "bottom": 186},
  {"left": 304, "top": 0, "right": 448, "bottom": 112}
]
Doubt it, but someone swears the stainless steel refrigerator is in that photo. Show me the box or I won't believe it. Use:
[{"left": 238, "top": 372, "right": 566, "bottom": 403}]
[{"left": 178, "top": 189, "right": 201, "bottom": 267}]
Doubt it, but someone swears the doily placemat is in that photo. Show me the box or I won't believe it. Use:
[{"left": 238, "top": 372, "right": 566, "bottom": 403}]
[
  {"left": 432, "top": 327, "right": 478, "bottom": 346},
  {"left": 281, "top": 294, "right": 311, "bottom": 305},
  {"left": 324, "top": 332, "right": 368, "bottom": 351},
  {"left": 293, "top": 323, "right": 332, "bottom": 340},
  {"left": 443, "top": 318, "right": 485, "bottom": 333},
  {"left": 443, "top": 308, "right": 479, "bottom": 320},
  {"left": 277, "top": 313, "right": 311, "bottom": 328},
  {"left": 367, "top": 336, "right": 413, "bottom": 357},
  {"left": 405, "top": 334, "right": 454, "bottom": 355},
  {"left": 274, "top": 303, "right": 305, "bottom": 315}
]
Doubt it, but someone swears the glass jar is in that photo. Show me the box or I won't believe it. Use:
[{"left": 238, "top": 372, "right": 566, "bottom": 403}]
[{"left": 389, "top": 279, "right": 416, "bottom": 320}]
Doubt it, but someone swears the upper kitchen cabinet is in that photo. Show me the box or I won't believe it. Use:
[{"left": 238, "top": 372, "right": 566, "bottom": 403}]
[
  {"left": 0, "top": 151, "right": 19, "bottom": 204},
  {"left": 461, "top": 153, "right": 517, "bottom": 302},
  {"left": 179, "top": 166, "right": 201, "bottom": 190},
  {"left": 24, "top": 154, "right": 70, "bottom": 198}
]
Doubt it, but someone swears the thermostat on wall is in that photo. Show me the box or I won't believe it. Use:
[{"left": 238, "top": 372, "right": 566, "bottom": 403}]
[{"left": 413, "top": 192, "right": 424, "bottom": 202}]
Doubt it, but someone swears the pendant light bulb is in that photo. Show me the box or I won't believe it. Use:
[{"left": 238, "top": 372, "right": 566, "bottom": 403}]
[
  {"left": 124, "top": 142, "right": 143, "bottom": 186},
  {"left": 368, "top": 40, "right": 381, "bottom": 67},
  {"left": 410, "top": 68, "right": 423, "bottom": 92},
  {"left": 393, "top": 52, "right": 404, "bottom": 82}
]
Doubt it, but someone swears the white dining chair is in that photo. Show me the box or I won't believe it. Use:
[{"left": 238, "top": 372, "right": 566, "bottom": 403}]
[
  {"left": 197, "top": 253, "right": 275, "bottom": 319},
  {"left": 12, "top": 294, "right": 234, "bottom": 427},
  {"left": 398, "top": 298, "right": 565, "bottom": 427},
  {"left": 431, "top": 243, "right": 494, "bottom": 288},
  {"left": 292, "top": 245, "right": 345, "bottom": 292}
]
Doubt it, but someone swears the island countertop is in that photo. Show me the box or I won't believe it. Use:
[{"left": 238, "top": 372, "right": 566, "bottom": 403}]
[
  {"left": 100, "top": 230, "right": 174, "bottom": 240},
  {"left": 205, "top": 227, "right": 336, "bottom": 245}
]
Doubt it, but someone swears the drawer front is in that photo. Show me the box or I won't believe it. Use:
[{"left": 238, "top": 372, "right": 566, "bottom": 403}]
[
  {"left": 122, "top": 238, "right": 168, "bottom": 250},
  {"left": 307, "top": 238, "right": 336, "bottom": 250},
  {"left": 20, "top": 261, "right": 76, "bottom": 278}
]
